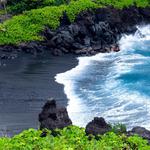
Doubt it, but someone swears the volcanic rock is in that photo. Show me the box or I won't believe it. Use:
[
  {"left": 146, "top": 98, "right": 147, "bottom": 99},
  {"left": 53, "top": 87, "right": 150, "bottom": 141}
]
[
  {"left": 85, "top": 117, "right": 111, "bottom": 136},
  {"left": 39, "top": 99, "right": 72, "bottom": 130},
  {"left": 128, "top": 126, "right": 150, "bottom": 143}
]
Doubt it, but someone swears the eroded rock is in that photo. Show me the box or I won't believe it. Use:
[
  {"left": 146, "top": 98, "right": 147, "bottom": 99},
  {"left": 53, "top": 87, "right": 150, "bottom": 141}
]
[
  {"left": 85, "top": 117, "right": 111, "bottom": 136},
  {"left": 128, "top": 127, "right": 150, "bottom": 143},
  {"left": 39, "top": 99, "right": 72, "bottom": 130}
]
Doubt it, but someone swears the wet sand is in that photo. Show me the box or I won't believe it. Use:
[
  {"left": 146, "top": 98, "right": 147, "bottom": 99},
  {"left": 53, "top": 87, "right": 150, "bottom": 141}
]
[{"left": 0, "top": 52, "right": 78, "bottom": 136}]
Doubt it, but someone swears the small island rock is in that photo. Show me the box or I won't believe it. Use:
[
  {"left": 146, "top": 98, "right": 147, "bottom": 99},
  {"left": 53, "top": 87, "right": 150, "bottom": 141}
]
[{"left": 39, "top": 99, "right": 72, "bottom": 130}]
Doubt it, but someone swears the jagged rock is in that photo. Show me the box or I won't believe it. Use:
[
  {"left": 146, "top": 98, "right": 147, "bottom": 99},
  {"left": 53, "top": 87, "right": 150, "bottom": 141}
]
[
  {"left": 85, "top": 117, "right": 111, "bottom": 136},
  {"left": 84, "top": 36, "right": 91, "bottom": 47},
  {"left": 75, "top": 47, "right": 93, "bottom": 55},
  {"left": 44, "top": 27, "right": 55, "bottom": 40},
  {"left": 59, "top": 31, "right": 74, "bottom": 46},
  {"left": 68, "top": 24, "right": 80, "bottom": 36},
  {"left": 110, "top": 44, "right": 120, "bottom": 52},
  {"left": 60, "top": 12, "right": 71, "bottom": 26},
  {"left": 72, "top": 42, "right": 85, "bottom": 50},
  {"left": 92, "top": 44, "right": 102, "bottom": 52},
  {"left": 51, "top": 34, "right": 62, "bottom": 45},
  {"left": 60, "top": 47, "right": 69, "bottom": 53},
  {"left": 139, "top": 8, "right": 150, "bottom": 20},
  {"left": 0, "top": 53, "right": 17, "bottom": 60},
  {"left": 52, "top": 48, "right": 63, "bottom": 56},
  {"left": 39, "top": 99, "right": 72, "bottom": 130},
  {"left": 127, "top": 127, "right": 150, "bottom": 143}
]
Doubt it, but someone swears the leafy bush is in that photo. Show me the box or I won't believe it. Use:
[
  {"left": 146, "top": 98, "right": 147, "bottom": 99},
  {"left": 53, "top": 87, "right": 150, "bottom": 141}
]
[
  {"left": 66, "top": 0, "right": 98, "bottom": 22},
  {"left": 0, "top": 126, "right": 150, "bottom": 150},
  {"left": 0, "top": 0, "right": 99, "bottom": 45},
  {"left": 111, "top": 123, "right": 127, "bottom": 134},
  {"left": 7, "top": 0, "right": 69, "bottom": 14},
  {"left": 93, "top": 0, "right": 150, "bottom": 8},
  {"left": 0, "top": 6, "right": 65, "bottom": 44}
]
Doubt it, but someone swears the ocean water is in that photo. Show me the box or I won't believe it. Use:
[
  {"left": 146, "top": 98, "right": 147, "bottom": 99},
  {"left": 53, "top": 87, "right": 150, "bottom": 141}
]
[{"left": 55, "top": 25, "right": 150, "bottom": 129}]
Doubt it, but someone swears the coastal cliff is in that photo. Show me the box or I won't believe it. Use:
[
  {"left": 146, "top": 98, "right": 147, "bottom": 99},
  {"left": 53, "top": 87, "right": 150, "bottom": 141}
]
[{"left": 0, "top": 2, "right": 150, "bottom": 59}]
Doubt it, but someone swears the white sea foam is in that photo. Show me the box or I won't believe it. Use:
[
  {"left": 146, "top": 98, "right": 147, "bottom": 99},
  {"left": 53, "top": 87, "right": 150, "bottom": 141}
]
[{"left": 55, "top": 25, "right": 150, "bottom": 129}]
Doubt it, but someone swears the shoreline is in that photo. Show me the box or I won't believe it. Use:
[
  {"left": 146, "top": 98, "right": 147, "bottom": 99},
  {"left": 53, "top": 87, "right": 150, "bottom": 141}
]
[
  {"left": 0, "top": 52, "right": 78, "bottom": 136},
  {"left": 0, "top": 6, "right": 150, "bottom": 136}
]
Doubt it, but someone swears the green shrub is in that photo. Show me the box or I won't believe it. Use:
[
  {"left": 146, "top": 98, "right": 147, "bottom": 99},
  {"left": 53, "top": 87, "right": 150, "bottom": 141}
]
[
  {"left": 111, "top": 123, "right": 127, "bottom": 134},
  {"left": 0, "top": 6, "right": 66, "bottom": 44},
  {"left": 127, "top": 135, "right": 150, "bottom": 150},
  {"left": 7, "top": 0, "right": 67, "bottom": 14},
  {"left": 0, "top": 10, "right": 5, "bottom": 15},
  {"left": 66, "top": 0, "right": 98, "bottom": 22},
  {"left": 0, "top": 0, "right": 99, "bottom": 45},
  {"left": 135, "top": 0, "right": 150, "bottom": 8},
  {"left": 93, "top": 0, "right": 150, "bottom": 8},
  {"left": 0, "top": 126, "right": 150, "bottom": 150}
]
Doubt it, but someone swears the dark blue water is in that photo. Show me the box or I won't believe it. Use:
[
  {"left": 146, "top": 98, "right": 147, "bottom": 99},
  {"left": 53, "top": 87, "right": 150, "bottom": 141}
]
[{"left": 56, "top": 25, "right": 150, "bottom": 129}]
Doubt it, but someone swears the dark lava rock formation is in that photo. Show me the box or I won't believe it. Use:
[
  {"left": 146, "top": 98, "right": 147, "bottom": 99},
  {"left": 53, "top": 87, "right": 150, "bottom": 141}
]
[
  {"left": 39, "top": 100, "right": 150, "bottom": 142},
  {"left": 0, "top": 7, "right": 150, "bottom": 59},
  {"left": 39, "top": 99, "right": 72, "bottom": 130},
  {"left": 85, "top": 117, "right": 111, "bottom": 136},
  {"left": 127, "top": 127, "right": 150, "bottom": 144}
]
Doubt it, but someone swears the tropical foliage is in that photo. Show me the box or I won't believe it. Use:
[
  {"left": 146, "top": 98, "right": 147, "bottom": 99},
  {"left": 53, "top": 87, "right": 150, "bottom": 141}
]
[
  {"left": 7, "top": 0, "right": 69, "bottom": 14},
  {"left": 0, "top": 0, "right": 98, "bottom": 45},
  {"left": 0, "top": 0, "right": 149, "bottom": 45},
  {"left": 0, "top": 126, "right": 150, "bottom": 150}
]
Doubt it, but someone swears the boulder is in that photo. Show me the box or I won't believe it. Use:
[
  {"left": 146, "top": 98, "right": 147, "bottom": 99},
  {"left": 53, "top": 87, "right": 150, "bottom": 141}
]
[
  {"left": 0, "top": 53, "right": 17, "bottom": 60},
  {"left": 43, "top": 27, "right": 55, "bottom": 40},
  {"left": 68, "top": 24, "right": 80, "bottom": 36},
  {"left": 39, "top": 99, "right": 72, "bottom": 130},
  {"left": 139, "top": 8, "right": 150, "bottom": 21},
  {"left": 51, "top": 48, "right": 63, "bottom": 56},
  {"left": 85, "top": 117, "right": 111, "bottom": 136},
  {"left": 110, "top": 44, "right": 120, "bottom": 52},
  {"left": 127, "top": 127, "right": 150, "bottom": 143},
  {"left": 75, "top": 47, "right": 93, "bottom": 55}
]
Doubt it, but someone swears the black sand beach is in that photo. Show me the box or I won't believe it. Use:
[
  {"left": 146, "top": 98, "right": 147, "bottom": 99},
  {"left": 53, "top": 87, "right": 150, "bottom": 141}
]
[{"left": 0, "top": 52, "right": 78, "bottom": 136}]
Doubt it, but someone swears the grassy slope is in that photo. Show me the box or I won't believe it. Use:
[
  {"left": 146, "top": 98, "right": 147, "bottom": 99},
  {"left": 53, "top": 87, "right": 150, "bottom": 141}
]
[
  {"left": 0, "top": 0, "right": 149, "bottom": 45},
  {"left": 0, "top": 126, "right": 150, "bottom": 150}
]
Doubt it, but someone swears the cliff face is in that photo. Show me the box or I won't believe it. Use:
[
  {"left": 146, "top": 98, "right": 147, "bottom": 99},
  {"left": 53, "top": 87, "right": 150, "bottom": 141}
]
[{"left": 0, "top": 6, "right": 150, "bottom": 59}]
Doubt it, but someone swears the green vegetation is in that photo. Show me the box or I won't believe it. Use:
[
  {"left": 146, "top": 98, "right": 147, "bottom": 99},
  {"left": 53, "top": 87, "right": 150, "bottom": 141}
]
[
  {"left": 0, "top": 126, "right": 150, "bottom": 150},
  {"left": 111, "top": 123, "right": 127, "bottom": 134},
  {"left": 7, "top": 0, "right": 70, "bottom": 14},
  {"left": 0, "top": 5, "right": 66, "bottom": 44},
  {"left": 94, "top": 0, "right": 150, "bottom": 8},
  {"left": 6, "top": 0, "right": 150, "bottom": 14},
  {"left": 0, "top": 10, "right": 5, "bottom": 15},
  {"left": 0, "top": 0, "right": 149, "bottom": 45},
  {"left": 0, "top": 0, "right": 98, "bottom": 45}
]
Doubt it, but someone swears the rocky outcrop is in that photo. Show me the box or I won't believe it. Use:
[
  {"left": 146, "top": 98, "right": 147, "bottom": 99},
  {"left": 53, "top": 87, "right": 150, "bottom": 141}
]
[
  {"left": 0, "top": 6, "right": 150, "bottom": 60},
  {"left": 42, "top": 6, "right": 150, "bottom": 56},
  {"left": 39, "top": 100, "right": 150, "bottom": 143},
  {"left": 85, "top": 117, "right": 111, "bottom": 136},
  {"left": 128, "top": 127, "right": 150, "bottom": 144},
  {"left": 39, "top": 99, "right": 72, "bottom": 130}
]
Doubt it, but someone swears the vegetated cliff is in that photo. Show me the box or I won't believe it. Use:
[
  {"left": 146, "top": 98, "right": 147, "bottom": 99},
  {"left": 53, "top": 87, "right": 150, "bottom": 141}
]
[{"left": 0, "top": 0, "right": 150, "bottom": 60}]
